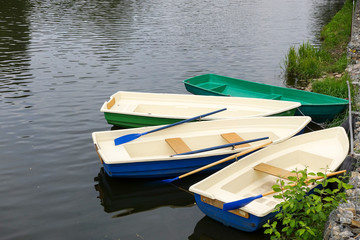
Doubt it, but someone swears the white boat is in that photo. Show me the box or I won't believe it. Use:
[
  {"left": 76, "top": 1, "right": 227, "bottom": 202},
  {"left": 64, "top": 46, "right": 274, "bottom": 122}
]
[
  {"left": 189, "top": 127, "right": 349, "bottom": 232},
  {"left": 92, "top": 116, "right": 311, "bottom": 178},
  {"left": 101, "top": 91, "right": 301, "bottom": 127}
]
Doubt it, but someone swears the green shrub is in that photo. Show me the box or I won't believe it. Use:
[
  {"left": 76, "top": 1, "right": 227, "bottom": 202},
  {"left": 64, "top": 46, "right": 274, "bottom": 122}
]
[
  {"left": 284, "top": 42, "right": 323, "bottom": 82},
  {"left": 263, "top": 168, "right": 353, "bottom": 240},
  {"left": 284, "top": 46, "right": 297, "bottom": 80}
]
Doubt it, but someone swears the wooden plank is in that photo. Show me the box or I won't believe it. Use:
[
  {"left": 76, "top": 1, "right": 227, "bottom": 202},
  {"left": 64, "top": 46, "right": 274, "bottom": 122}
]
[
  {"left": 254, "top": 163, "right": 299, "bottom": 179},
  {"left": 107, "top": 97, "right": 116, "bottom": 109},
  {"left": 221, "top": 132, "right": 250, "bottom": 149},
  {"left": 94, "top": 144, "right": 103, "bottom": 164},
  {"left": 200, "top": 195, "right": 249, "bottom": 218},
  {"left": 165, "top": 138, "right": 191, "bottom": 154}
]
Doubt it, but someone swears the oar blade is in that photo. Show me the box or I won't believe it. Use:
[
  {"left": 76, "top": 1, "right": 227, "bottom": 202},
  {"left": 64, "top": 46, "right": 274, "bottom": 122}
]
[
  {"left": 114, "top": 133, "right": 141, "bottom": 145},
  {"left": 161, "top": 176, "right": 179, "bottom": 183},
  {"left": 223, "top": 194, "right": 263, "bottom": 211}
]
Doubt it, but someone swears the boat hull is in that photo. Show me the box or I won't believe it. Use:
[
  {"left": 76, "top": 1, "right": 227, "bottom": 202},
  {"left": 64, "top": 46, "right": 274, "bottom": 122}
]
[
  {"left": 104, "top": 109, "right": 297, "bottom": 128},
  {"left": 194, "top": 185, "right": 321, "bottom": 232},
  {"left": 104, "top": 112, "right": 182, "bottom": 128},
  {"left": 194, "top": 194, "right": 277, "bottom": 232},
  {"left": 184, "top": 74, "right": 348, "bottom": 123},
  {"left": 294, "top": 104, "right": 347, "bottom": 123},
  {"left": 102, "top": 152, "right": 249, "bottom": 178}
]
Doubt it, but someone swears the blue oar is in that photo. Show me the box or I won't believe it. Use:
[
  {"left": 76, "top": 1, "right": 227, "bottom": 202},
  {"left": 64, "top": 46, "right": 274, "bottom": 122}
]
[
  {"left": 222, "top": 170, "right": 346, "bottom": 211},
  {"left": 171, "top": 137, "right": 269, "bottom": 157},
  {"left": 162, "top": 141, "right": 272, "bottom": 183},
  {"left": 114, "top": 108, "right": 226, "bottom": 145}
]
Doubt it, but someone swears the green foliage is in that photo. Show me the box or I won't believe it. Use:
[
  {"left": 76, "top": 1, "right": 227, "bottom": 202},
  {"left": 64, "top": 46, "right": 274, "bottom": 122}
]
[
  {"left": 320, "top": 0, "right": 353, "bottom": 54},
  {"left": 284, "top": 42, "right": 323, "bottom": 82},
  {"left": 283, "top": 0, "right": 352, "bottom": 86},
  {"left": 323, "top": 53, "right": 348, "bottom": 73},
  {"left": 311, "top": 73, "right": 356, "bottom": 100},
  {"left": 311, "top": 72, "right": 358, "bottom": 126},
  {"left": 263, "top": 169, "right": 353, "bottom": 240}
]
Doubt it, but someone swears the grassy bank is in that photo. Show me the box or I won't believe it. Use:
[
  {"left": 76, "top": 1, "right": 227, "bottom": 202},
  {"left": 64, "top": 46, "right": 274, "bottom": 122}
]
[{"left": 283, "top": 0, "right": 356, "bottom": 110}]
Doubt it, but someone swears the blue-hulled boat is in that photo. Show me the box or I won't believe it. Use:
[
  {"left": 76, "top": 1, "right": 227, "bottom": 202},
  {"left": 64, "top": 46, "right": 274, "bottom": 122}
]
[
  {"left": 92, "top": 117, "right": 310, "bottom": 178},
  {"left": 189, "top": 127, "right": 349, "bottom": 232}
]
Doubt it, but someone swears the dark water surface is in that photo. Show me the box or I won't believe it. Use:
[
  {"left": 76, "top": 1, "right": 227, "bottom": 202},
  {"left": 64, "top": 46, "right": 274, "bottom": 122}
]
[{"left": 0, "top": 0, "right": 346, "bottom": 239}]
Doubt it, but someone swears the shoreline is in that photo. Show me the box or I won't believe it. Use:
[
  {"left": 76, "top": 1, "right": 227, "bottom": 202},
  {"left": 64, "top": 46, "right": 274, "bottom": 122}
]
[
  {"left": 324, "top": 1, "right": 360, "bottom": 239},
  {"left": 348, "top": 0, "right": 360, "bottom": 155}
]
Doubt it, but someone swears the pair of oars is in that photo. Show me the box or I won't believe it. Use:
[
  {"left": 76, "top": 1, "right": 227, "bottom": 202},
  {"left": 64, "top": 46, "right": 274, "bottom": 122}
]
[
  {"left": 114, "top": 108, "right": 227, "bottom": 145},
  {"left": 171, "top": 136, "right": 269, "bottom": 157},
  {"left": 162, "top": 140, "right": 273, "bottom": 183},
  {"left": 222, "top": 169, "right": 347, "bottom": 211}
]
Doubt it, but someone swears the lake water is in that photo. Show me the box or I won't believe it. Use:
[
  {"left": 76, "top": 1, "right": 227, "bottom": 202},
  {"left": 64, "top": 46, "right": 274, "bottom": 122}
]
[{"left": 0, "top": 0, "right": 346, "bottom": 239}]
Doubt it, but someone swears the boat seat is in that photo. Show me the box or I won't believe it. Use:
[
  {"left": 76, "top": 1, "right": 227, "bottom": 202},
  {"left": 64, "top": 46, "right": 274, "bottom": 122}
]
[
  {"left": 221, "top": 133, "right": 250, "bottom": 149},
  {"left": 107, "top": 97, "right": 116, "bottom": 109},
  {"left": 210, "top": 85, "right": 227, "bottom": 92},
  {"left": 165, "top": 138, "right": 192, "bottom": 154},
  {"left": 254, "top": 163, "right": 300, "bottom": 179}
]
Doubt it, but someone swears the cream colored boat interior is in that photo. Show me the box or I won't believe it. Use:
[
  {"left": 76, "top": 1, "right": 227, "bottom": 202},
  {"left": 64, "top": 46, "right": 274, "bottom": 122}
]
[
  {"left": 93, "top": 117, "right": 312, "bottom": 164},
  {"left": 102, "top": 91, "right": 301, "bottom": 118},
  {"left": 133, "top": 104, "right": 265, "bottom": 117},
  {"left": 123, "top": 131, "right": 276, "bottom": 159},
  {"left": 195, "top": 151, "right": 334, "bottom": 218}
]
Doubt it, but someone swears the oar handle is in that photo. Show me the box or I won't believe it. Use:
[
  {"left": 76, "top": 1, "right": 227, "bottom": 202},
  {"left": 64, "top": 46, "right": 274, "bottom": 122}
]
[
  {"left": 144, "top": 108, "right": 227, "bottom": 135},
  {"left": 177, "top": 140, "right": 273, "bottom": 180},
  {"left": 171, "top": 137, "right": 269, "bottom": 156}
]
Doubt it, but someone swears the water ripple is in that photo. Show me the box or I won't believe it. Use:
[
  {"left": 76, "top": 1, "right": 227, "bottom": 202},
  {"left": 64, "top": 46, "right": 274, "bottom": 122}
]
[{"left": 0, "top": 0, "right": 347, "bottom": 239}]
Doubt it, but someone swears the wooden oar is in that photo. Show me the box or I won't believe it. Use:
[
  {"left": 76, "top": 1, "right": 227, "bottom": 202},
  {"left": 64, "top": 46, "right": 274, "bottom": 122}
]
[
  {"left": 171, "top": 136, "right": 269, "bottom": 157},
  {"left": 114, "top": 108, "right": 226, "bottom": 145},
  {"left": 222, "top": 170, "right": 346, "bottom": 211},
  {"left": 162, "top": 140, "right": 272, "bottom": 183}
]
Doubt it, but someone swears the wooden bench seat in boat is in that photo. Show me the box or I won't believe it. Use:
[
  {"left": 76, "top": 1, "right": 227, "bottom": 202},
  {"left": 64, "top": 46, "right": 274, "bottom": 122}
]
[
  {"left": 221, "top": 132, "right": 251, "bottom": 149},
  {"left": 254, "top": 163, "right": 299, "bottom": 179},
  {"left": 107, "top": 97, "right": 116, "bottom": 109},
  {"left": 166, "top": 132, "right": 251, "bottom": 155},
  {"left": 210, "top": 84, "right": 227, "bottom": 92},
  {"left": 165, "top": 138, "right": 192, "bottom": 154}
]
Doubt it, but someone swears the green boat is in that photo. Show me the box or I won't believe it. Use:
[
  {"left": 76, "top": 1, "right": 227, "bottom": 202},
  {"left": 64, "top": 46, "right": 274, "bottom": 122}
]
[{"left": 183, "top": 74, "right": 349, "bottom": 123}]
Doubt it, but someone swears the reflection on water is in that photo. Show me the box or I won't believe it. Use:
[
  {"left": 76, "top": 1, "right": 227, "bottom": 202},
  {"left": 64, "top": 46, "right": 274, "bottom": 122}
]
[
  {"left": 189, "top": 216, "right": 269, "bottom": 240},
  {"left": 94, "top": 168, "right": 196, "bottom": 217},
  {"left": 0, "top": 0, "right": 347, "bottom": 239},
  {"left": 0, "top": 0, "right": 32, "bottom": 102}
]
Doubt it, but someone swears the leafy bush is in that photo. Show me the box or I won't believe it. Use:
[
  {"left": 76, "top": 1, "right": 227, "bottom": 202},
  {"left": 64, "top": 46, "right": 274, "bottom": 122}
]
[{"left": 263, "top": 168, "right": 353, "bottom": 240}]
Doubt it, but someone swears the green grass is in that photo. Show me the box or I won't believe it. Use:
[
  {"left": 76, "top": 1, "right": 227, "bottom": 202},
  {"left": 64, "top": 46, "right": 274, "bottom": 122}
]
[
  {"left": 283, "top": 0, "right": 353, "bottom": 85},
  {"left": 311, "top": 73, "right": 356, "bottom": 126},
  {"left": 284, "top": 42, "right": 323, "bottom": 81},
  {"left": 311, "top": 73, "right": 355, "bottom": 99},
  {"left": 320, "top": 0, "right": 353, "bottom": 54}
]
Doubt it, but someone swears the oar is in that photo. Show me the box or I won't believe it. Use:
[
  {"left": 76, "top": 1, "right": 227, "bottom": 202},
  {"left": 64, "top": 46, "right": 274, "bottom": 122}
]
[
  {"left": 114, "top": 108, "right": 226, "bottom": 145},
  {"left": 171, "top": 136, "right": 269, "bottom": 157},
  {"left": 162, "top": 140, "right": 273, "bottom": 183},
  {"left": 222, "top": 170, "right": 346, "bottom": 211}
]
